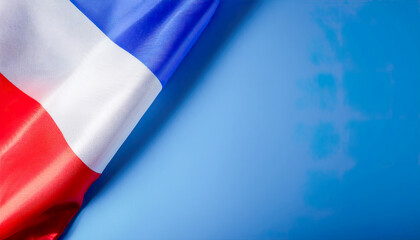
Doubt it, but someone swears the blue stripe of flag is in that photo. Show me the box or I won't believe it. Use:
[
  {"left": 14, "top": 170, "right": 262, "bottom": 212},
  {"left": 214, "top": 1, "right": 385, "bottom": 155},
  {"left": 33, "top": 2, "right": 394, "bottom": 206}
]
[{"left": 70, "top": 0, "right": 219, "bottom": 86}]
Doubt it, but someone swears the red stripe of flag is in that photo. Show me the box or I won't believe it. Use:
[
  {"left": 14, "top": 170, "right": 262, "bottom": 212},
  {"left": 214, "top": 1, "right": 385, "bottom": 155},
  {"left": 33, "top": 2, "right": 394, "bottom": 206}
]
[{"left": 0, "top": 73, "right": 100, "bottom": 240}]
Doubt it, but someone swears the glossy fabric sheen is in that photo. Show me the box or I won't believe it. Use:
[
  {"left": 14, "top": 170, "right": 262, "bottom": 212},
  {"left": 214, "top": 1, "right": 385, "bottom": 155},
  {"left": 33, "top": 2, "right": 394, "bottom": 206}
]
[
  {"left": 0, "top": 0, "right": 162, "bottom": 173},
  {"left": 0, "top": 0, "right": 218, "bottom": 239},
  {"left": 71, "top": 0, "right": 219, "bottom": 85},
  {"left": 0, "top": 74, "right": 100, "bottom": 239}
]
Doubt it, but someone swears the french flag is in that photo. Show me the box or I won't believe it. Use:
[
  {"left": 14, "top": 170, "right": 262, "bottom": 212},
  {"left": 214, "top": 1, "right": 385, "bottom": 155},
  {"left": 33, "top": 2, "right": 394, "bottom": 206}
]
[{"left": 0, "top": 0, "right": 218, "bottom": 239}]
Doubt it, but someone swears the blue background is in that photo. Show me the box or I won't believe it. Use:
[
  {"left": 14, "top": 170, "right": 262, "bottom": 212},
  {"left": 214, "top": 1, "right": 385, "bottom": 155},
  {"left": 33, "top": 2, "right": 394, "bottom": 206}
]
[{"left": 62, "top": 1, "right": 420, "bottom": 239}]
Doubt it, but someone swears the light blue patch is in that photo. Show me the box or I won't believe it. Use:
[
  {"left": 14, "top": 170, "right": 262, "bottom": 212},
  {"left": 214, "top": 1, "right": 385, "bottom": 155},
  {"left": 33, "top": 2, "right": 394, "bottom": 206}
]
[{"left": 311, "top": 123, "right": 340, "bottom": 159}]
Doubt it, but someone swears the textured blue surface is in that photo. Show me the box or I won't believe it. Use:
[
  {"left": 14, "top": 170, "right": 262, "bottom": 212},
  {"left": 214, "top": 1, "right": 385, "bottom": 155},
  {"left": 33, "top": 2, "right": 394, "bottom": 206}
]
[
  {"left": 71, "top": 0, "right": 218, "bottom": 85},
  {"left": 62, "top": 1, "right": 420, "bottom": 239}
]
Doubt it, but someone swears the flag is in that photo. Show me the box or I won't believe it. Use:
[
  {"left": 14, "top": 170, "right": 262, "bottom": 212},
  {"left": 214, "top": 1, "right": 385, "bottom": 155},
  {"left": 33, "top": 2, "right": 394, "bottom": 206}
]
[{"left": 0, "top": 0, "right": 218, "bottom": 239}]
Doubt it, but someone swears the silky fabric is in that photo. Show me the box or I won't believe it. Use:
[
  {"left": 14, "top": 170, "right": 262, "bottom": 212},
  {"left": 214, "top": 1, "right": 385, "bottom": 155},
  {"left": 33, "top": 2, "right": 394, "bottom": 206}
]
[
  {"left": 71, "top": 0, "right": 219, "bottom": 85},
  {"left": 0, "top": 0, "right": 218, "bottom": 239},
  {"left": 0, "top": 0, "right": 162, "bottom": 173},
  {"left": 0, "top": 74, "right": 100, "bottom": 239}
]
